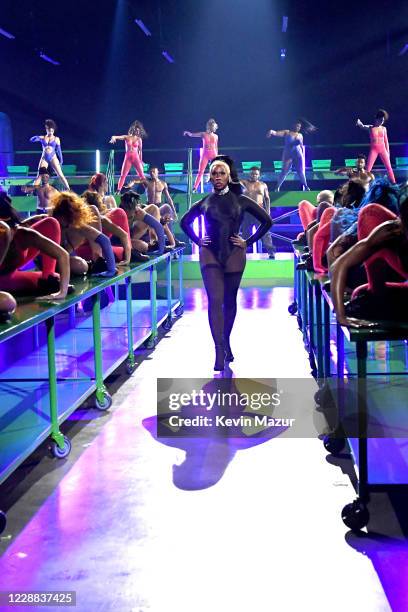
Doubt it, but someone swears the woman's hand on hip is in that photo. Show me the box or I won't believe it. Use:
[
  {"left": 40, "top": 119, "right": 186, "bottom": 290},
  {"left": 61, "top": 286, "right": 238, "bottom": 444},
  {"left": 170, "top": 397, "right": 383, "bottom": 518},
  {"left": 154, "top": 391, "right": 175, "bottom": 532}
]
[{"left": 230, "top": 234, "right": 246, "bottom": 249}]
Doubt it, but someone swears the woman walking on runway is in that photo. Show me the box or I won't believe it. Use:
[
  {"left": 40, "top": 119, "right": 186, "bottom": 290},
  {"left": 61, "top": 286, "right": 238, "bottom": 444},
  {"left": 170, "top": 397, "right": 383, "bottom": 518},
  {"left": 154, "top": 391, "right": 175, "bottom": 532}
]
[{"left": 180, "top": 159, "right": 272, "bottom": 371}]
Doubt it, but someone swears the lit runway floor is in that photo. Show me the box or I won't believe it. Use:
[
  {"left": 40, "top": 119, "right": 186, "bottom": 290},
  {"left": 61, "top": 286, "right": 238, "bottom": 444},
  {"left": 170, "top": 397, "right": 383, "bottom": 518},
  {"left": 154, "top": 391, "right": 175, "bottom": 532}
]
[{"left": 0, "top": 286, "right": 405, "bottom": 611}]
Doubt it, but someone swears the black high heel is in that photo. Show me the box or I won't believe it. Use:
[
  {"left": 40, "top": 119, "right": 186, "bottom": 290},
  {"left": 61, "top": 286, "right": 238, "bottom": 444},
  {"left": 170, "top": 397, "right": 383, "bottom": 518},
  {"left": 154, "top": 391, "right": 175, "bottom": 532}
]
[
  {"left": 214, "top": 344, "right": 225, "bottom": 371},
  {"left": 224, "top": 341, "right": 234, "bottom": 362}
]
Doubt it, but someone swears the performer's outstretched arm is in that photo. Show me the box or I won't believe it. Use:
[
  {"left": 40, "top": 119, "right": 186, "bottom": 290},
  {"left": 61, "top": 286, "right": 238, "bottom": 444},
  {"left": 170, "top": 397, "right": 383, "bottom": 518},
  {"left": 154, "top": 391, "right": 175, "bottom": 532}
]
[
  {"left": 183, "top": 131, "right": 204, "bottom": 138},
  {"left": 356, "top": 119, "right": 372, "bottom": 130},
  {"left": 267, "top": 129, "right": 289, "bottom": 138},
  {"left": 109, "top": 135, "right": 128, "bottom": 143}
]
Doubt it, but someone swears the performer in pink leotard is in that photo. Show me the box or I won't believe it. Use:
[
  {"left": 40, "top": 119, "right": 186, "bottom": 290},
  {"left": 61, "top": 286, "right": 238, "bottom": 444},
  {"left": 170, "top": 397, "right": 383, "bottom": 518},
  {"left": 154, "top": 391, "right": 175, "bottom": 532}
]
[
  {"left": 183, "top": 118, "right": 219, "bottom": 191},
  {"left": 356, "top": 109, "right": 396, "bottom": 184},
  {"left": 110, "top": 120, "right": 147, "bottom": 191}
]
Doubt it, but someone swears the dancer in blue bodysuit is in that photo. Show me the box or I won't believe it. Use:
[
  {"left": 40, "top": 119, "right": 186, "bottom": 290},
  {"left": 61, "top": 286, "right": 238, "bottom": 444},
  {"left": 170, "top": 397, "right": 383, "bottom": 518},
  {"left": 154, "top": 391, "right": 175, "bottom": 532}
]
[
  {"left": 30, "top": 119, "right": 70, "bottom": 190},
  {"left": 267, "top": 118, "right": 317, "bottom": 191}
]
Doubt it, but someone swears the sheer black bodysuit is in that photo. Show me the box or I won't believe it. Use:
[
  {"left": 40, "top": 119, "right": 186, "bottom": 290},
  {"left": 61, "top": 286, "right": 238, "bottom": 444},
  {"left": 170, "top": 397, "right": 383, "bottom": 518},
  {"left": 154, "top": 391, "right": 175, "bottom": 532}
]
[{"left": 180, "top": 190, "right": 272, "bottom": 363}]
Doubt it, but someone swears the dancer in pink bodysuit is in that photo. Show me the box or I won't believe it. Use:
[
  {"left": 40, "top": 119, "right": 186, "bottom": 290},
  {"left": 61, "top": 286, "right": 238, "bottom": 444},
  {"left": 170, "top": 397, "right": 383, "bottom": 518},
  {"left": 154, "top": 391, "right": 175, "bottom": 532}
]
[
  {"left": 110, "top": 121, "right": 147, "bottom": 191},
  {"left": 356, "top": 109, "right": 396, "bottom": 184},
  {"left": 183, "top": 118, "right": 219, "bottom": 191}
]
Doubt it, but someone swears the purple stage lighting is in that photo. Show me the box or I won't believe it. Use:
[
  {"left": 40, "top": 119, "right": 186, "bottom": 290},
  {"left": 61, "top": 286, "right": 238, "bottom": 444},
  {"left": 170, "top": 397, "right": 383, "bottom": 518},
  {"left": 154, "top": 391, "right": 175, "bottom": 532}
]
[
  {"left": 162, "top": 51, "right": 175, "bottom": 63},
  {"left": 39, "top": 52, "right": 60, "bottom": 66},
  {"left": 282, "top": 16, "right": 288, "bottom": 33},
  {"left": 134, "top": 19, "right": 151, "bottom": 36},
  {"left": 0, "top": 28, "right": 15, "bottom": 39}
]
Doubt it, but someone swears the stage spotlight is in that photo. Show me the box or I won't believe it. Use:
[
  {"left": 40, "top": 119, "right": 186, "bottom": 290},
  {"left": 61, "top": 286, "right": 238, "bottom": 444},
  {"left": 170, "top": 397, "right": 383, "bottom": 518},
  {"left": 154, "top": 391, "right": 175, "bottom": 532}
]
[
  {"left": 162, "top": 50, "right": 175, "bottom": 63},
  {"left": 282, "top": 16, "right": 288, "bottom": 33},
  {"left": 39, "top": 52, "right": 60, "bottom": 66},
  {"left": 134, "top": 19, "right": 151, "bottom": 36},
  {"left": 280, "top": 48, "right": 286, "bottom": 60},
  {"left": 398, "top": 43, "right": 408, "bottom": 56},
  {"left": 0, "top": 28, "right": 15, "bottom": 39}
]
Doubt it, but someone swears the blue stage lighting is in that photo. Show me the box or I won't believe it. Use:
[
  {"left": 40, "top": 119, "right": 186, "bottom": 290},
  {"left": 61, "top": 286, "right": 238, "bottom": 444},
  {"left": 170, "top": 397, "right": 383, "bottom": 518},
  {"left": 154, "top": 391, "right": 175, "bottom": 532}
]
[
  {"left": 0, "top": 28, "right": 15, "bottom": 39},
  {"left": 280, "top": 48, "right": 286, "bottom": 60},
  {"left": 282, "top": 16, "right": 288, "bottom": 33},
  {"left": 134, "top": 19, "right": 152, "bottom": 36},
  {"left": 39, "top": 52, "right": 60, "bottom": 66},
  {"left": 162, "top": 50, "right": 175, "bottom": 63}
]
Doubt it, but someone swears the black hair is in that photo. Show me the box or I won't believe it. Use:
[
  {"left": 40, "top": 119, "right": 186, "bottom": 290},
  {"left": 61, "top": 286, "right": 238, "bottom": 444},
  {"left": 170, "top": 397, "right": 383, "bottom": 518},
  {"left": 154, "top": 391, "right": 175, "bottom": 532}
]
[
  {"left": 356, "top": 153, "right": 366, "bottom": 161},
  {"left": 210, "top": 154, "right": 242, "bottom": 195},
  {"left": 149, "top": 165, "right": 159, "bottom": 172},
  {"left": 296, "top": 117, "right": 317, "bottom": 134},
  {"left": 120, "top": 190, "right": 141, "bottom": 211},
  {"left": 39, "top": 166, "right": 50, "bottom": 175},
  {"left": 45, "top": 118, "right": 57, "bottom": 131},
  {"left": 375, "top": 109, "right": 389, "bottom": 122},
  {"left": 128, "top": 120, "right": 147, "bottom": 139},
  {"left": 250, "top": 166, "right": 261, "bottom": 172},
  {"left": 0, "top": 193, "right": 22, "bottom": 227}
]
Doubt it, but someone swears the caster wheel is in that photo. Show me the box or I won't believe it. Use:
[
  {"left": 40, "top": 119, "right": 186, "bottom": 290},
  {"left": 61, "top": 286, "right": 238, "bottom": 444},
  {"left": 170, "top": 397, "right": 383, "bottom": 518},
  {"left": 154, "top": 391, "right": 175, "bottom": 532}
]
[
  {"left": 95, "top": 392, "right": 112, "bottom": 411},
  {"left": 162, "top": 317, "right": 173, "bottom": 331},
  {"left": 297, "top": 313, "right": 302, "bottom": 330},
  {"left": 323, "top": 435, "right": 346, "bottom": 455},
  {"left": 175, "top": 305, "right": 184, "bottom": 316},
  {"left": 0, "top": 510, "right": 6, "bottom": 534},
  {"left": 144, "top": 336, "right": 158, "bottom": 349},
  {"left": 288, "top": 302, "right": 298, "bottom": 315},
  {"left": 126, "top": 360, "right": 137, "bottom": 375},
  {"left": 50, "top": 435, "right": 72, "bottom": 459},
  {"left": 342, "top": 499, "right": 370, "bottom": 531}
]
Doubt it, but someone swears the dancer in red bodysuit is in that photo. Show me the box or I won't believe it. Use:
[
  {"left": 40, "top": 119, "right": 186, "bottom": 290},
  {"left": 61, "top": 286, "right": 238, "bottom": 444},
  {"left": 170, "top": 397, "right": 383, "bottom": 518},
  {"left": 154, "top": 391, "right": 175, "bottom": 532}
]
[
  {"left": 183, "top": 118, "right": 219, "bottom": 191},
  {"left": 356, "top": 109, "right": 396, "bottom": 184},
  {"left": 110, "top": 121, "right": 147, "bottom": 191}
]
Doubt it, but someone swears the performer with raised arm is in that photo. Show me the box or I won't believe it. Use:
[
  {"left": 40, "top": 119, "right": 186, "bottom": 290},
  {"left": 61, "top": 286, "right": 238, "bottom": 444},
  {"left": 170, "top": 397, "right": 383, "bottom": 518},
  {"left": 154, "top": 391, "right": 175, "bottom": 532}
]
[
  {"left": 356, "top": 109, "right": 396, "bottom": 183},
  {"left": 110, "top": 120, "right": 147, "bottom": 192},
  {"left": 267, "top": 118, "right": 317, "bottom": 191},
  {"left": 183, "top": 118, "right": 219, "bottom": 192},
  {"left": 30, "top": 119, "right": 70, "bottom": 190},
  {"left": 334, "top": 154, "right": 374, "bottom": 186},
  {"left": 240, "top": 166, "right": 275, "bottom": 258}
]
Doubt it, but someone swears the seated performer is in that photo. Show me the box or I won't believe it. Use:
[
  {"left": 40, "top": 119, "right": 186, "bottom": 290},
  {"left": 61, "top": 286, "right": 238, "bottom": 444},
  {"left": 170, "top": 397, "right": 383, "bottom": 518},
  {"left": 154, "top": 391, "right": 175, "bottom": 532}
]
[
  {"left": 331, "top": 190, "right": 408, "bottom": 327},
  {"left": 30, "top": 119, "right": 70, "bottom": 190},
  {"left": 240, "top": 166, "right": 275, "bottom": 258},
  {"left": 119, "top": 191, "right": 166, "bottom": 255},
  {"left": 126, "top": 165, "right": 180, "bottom": 247},
  {"left": 0, "top": 219, "right": 17, "bottom": 320},
  {"left": 180, "top": 159, "right": 272, "bottom": 370},
  {"left": 50, "top": 192, "right": 117, "bottom": 277},
  {"left": 81, "top": 190, "right": 132, "bottom": 264},
  {"left": 22, "top": 167, "right": 58, "bottom": 213},
  {"left": 88, "top": 173, "right": 117, "bottom": 210},
  {"left": 0, "top": 193, "right": 70, "bottom": 299}
]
